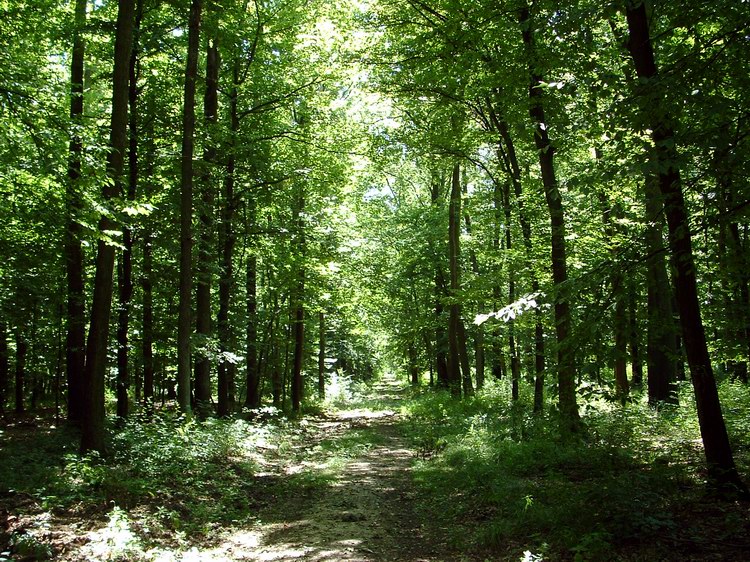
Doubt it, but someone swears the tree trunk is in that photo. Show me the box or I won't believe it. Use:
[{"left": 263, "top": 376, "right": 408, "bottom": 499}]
[
  {"left": 80, "top": 0, "right": 135, "bottom": 454},
  {"left": 194, "top": 29, "right": 219, "bottom": 418},
  {"left": 519, "top": 4, "right": 578, "bottom": 431},
  {"left": 625, "top": 0, "right": 746, "bottom": 494},
  {"left": 115, "top": 0, "right": 142, "bottom": 420},
  {"left": 462, "top": 182, "right": 485, "bottom": 389},
  {"left": 65, "top": 0, "right": 87, "bottom": 424},
  {"left": 291, "top": 190, "right": 305, "bottom": 412},
  {"left": 318, "top": 312, "right": 326, "bottom": 397},
  {"left": 0, "top": 320, "right": 7, "bottom": 414},
  {"left": 15, "top": 331, "right": 27, "bottom": 414},
  {"left": 628, "top": 284, "right": 644, "bottom": 387},
  {"left": 177, "top": 0, "right": 202, "bottom": 415},
  {"left": 487, "top": 100, "right": 546, "bottom": 412},
  {"left": 643, "top": 175, "right": 677, "bottom": 403},
  {"left": 217, "top": 57, "right": 238, "bottom": 418},
  {"left": 447, "top": 163, "right": 464, "bottom": 397}
]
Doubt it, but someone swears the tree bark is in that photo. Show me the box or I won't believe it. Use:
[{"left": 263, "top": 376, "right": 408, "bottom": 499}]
[
  {"left": 519, "top": 4, "right": 578, "bottom": 431},
  {"left": 115, "top": 0, "right": 142, "bottom": 419},
  {"left": 65, "top": 0, "right": 87, "bottom": 424},
  {"left": 15, "top": 330, "right": 26, "bottom": 414},
  {"left": 487, "top": 100, "right": 546, "bottom": 412},
  {"left": 217, "top": 55, "right": 238, "bottom": 418},
  {"left": 318, "top": 312, "right": 326, "bottom": 397},
  {"left": 194, "top": 30, "right": 219, "bottom": 418},
  {"left": 80, "top": 0, "right": 135, "bottom": 454},
  {"left": 0, "top": 320, "right": 7, "bottom": 414},
  {"left": 291, "top": 190, "right": 305, "bottom": 412},
  {"left": 625, "top": 0, "right": 746, "bottom": 494},
  {"left": 447, "top": 163, "right": 464, "bottom": 397},
  {"left": 177, "top": 0, "right": 202, "bottom": 415}
]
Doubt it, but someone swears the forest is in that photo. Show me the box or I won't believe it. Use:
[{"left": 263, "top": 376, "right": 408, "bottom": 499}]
[{"left": 0, "top": 0, "right": 749, "bottom": 560}]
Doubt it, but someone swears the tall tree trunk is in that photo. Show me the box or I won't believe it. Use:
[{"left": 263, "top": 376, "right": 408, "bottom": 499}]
[
  {"left": 318, "top": 312, "right": 326, "bottom": 397},
  {"left": 628, "top": 284, "right": 644, "bottom": 387},
  {"left": 291, "top": 190, "right": 305, "bottom": 412},
  {"left": 177, "top": 0, "right": 202, "bottom": 415},
  {"left": 462, "top": 182, "right": 484, "bottom": 388},
  {"left": 431, "top": 180, "right": 449, "bottom": 388},
  {"left": 519, "top": 5, "right": 578, "bottom": 431},
  {"left": 116, "top": 0, "right": 142, "bottom": 419},
  {"left": 80, "top": 0, "right": 136, "bottom": 454},
  {"left": 625, "top": 0, "right": 746, "bottom": 494},
  {"left": 141, "top": 90, "right": 155, "bottom": 413},
  {"left": 0, "top": 320, "right": 7, "bottom": 414},
  {"left": 503, "top": 179, "right": 521, "bottom": 402},
  {"left": 194, "top": 30, "right": 219, "bottom": 418},
  {"left": 15, "top": 330, "right": 27, "bottom": 414},
  {"left": 598, "top": 189, "right": 629, "bottom": 402},
  {"left": 447, "top": 163, "right": 464, "bottom": 397},
  {"left": 65, "top": 0, "right": 87, "bottom": 424},
  {"left": 487, "top": 101, "right": 546, "bottom": 412},
  {"left": 217, "top": 56, "right": 238, "bottom": 418},
  {"left": 643, "top": 175, "right": 677, "bottom": 403}
]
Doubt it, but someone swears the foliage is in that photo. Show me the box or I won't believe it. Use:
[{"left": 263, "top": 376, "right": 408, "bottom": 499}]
[{"left": 400, "top": 379, "right": 749, "bottom": 560}]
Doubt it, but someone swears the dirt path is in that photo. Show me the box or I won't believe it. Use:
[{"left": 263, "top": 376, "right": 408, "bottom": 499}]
[{"left": 202, "top": 382, "right": 455, "bottom": 562}]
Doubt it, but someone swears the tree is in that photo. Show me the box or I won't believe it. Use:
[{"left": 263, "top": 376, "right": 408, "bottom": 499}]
[
  {"left": 623, "top": 0, "right": 747, "bottom": 495},
  {"left": 80, "top": 0, "right": 136, "bottom": 454},
  {"left": 177, "top": 0, "right": 202, "bottom": 415}
]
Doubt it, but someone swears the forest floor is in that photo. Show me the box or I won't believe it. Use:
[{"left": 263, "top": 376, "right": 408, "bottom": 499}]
[
  {"left": 0, "top": 377, "right": 476, "bottom": 562},
  {"left": 2, "top": 376, "right": 750, "bottom": 561}
]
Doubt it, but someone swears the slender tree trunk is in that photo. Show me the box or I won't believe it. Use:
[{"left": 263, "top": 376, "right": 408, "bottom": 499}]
[
  {"left": 628, "top": 285, "right": 644, "bottom": 387},
  {"left": 487, "top": 101, "right": 546, "bottom": 412},
  {"left": 599, "top": 190, "right": 629, "bottom": 401},
  {"left": 430, "top": 180, "right": 449, "bottom": 388},
  {"left": 291, "top": 190, "right": 305, "bottom": 412},
  {"left": 246, "top": 248, "right": 259, "bottom": 407},
  {"left": 462, "top": 183, "right": 484, "bottom": 388},
  {"left": 644, "top": 175, "right": 677, "bottom": 403},
  {"left": 116, "top": 0, "right": 142, "bottom": 419},
  {"left": 141, "top": 92, "right": 155, "bottom": 413},
  {"left": 318, "top": 312, "right": 326, "bottom": 397},
  {"left": 625, "top": 0, "right": 746, "bottom": 494},
  {"left": 177, "top": 0, "right": 202, "bottom": 415},
  {"left": 447, "top": 163, "right": 464, "bottom": 397},
  {"left": 65, "top": 0, "right": 87, "bottom": 424},
  {"left": 503, "top": 179, "right": 520, "bottom": 401},
  {"left": 15, "top": 331, "right": 27, "bottom": 414},
  {"left": 80, "top": 0, "right": 136, "bottom": 454},
  {"left": 0, "top": 321, "right": 7, "bottom": 414},
  {"left": 194, "top": 30, "right": 219, "bottom": 418},
  {"left": 217, "top": 57, "right": 238, "bottom": 418},
  {"left": 519, "top": 5, "right": 578, "bottom": 431}
]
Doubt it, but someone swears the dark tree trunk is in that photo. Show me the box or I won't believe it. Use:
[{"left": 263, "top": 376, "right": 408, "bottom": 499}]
[
  {"left": 291, "top": 191, "right": 305, "bottom": 413},
  {"left": 625, "top": 0, "right": 746, "bottom": 494},
  {"left": 116, "top": 0, "right": 142, "bottom": 420},
  {"left": 519, "top": 4, "right": 578, "bottom": 431},
  {"left": 487, "top": 100, "right": 546, "bottom": 412},
  {"left": 462, "top": 182, "right": 485, "bottom": 388},
  {"left": 644, "top": 175, "right": 677, "bottom": 403},
  {"left": 217, "top": 57, "right": 238, "bottom": 418},
  {"left": 177, "top": 0, "right": 202, "bottom": 415},
  {"left": 0, "top": 321, "right": 7, "bottom": 414},
  {"left": 318, "top": 312, "right": 326, "bottom": 397},
  {"left": 628, "top": 285, "right": 644, "bottom": 387},
  {"left": 65, "top": 0, "right": 87, "bottom": 424},
  {"left": 194, "top": 30, "right": 219, "bottom": 418},
  {"left": 80, "top": 0, "right": 136, "bottom": 454},
  {"left": 15, "top": 331, "right": 26, "bottom": 414},
  {"left": 447, "top": 163, "right": 464, "bottom": 397}
]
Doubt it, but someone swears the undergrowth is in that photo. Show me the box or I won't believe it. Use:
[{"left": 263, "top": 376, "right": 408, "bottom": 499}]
[{"left": 400, "top": 378, "right": 750, "bottom": 561}]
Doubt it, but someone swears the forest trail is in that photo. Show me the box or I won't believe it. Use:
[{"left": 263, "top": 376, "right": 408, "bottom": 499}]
[{"left": 209, "top": 377, "right": 449, "bottom": 562}]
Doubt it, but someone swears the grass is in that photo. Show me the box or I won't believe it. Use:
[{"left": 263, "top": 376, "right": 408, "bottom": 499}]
[{"left": 397, "top": 378, "right": 750, "bottom": 561}]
